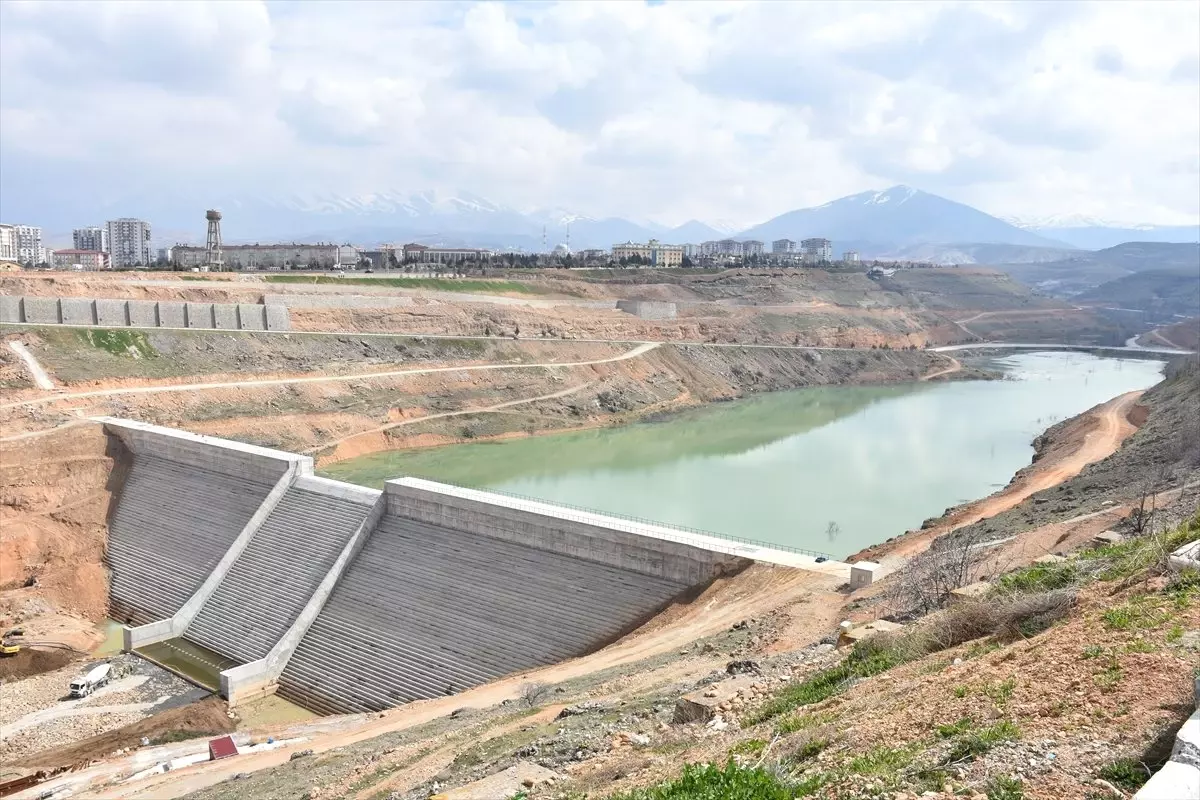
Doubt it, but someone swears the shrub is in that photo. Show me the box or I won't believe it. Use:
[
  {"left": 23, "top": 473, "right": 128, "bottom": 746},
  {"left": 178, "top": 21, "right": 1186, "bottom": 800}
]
[
  {"left": 936, "top": 716, "right": 974, "bottom": 738},
  {"left": 519, "top": 682, "right": 552, "bottom": 708},
  {"left": 945, "top": 720, "right": 1020, "bottom": 763},
  {"left": 996, "top": 561, "right": 1079, "bottom": 594}
]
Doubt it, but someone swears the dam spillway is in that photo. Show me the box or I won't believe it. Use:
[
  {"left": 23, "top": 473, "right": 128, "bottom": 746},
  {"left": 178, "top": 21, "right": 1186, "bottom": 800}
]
[{"left": 99, "top": 418, "right": 838, "bottom": 714}]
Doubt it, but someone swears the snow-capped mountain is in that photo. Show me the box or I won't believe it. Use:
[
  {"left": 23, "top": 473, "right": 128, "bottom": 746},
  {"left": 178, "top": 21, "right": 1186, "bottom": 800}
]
[
  {"left": 1005, "top": 213, "right": 1200, "bottom": 249},
  {"left": 735, "top": 186, "right": 1067, "bottom": 249}
]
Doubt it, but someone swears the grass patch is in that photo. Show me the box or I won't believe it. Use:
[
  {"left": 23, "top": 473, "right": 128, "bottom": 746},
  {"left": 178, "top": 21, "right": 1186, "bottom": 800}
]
[
  {"left": 1098, "top": 758, "right": 1152, "bottom": 792},
  {"left": 790, "top": 738, "right": 830, "bottom": 763},
  {"left": 262, "top": 274, "right": 554, "bottom": 295},
  {"left": 745, "top": 641, "right": 907, "bottom": 725},
  {"left": 945, "top": 720, "right": 1020, "bottom": 763},
  {"left": 936, "top": 716, "right": 975, "bottom": 738},
  {"left": 1102, "top": 596, "right": 1173, "bottom": 631},
  {"left": 983, "top": 677, "right": 1015, "bottom": 706},
  {"left": 774, "top": 710, "right": 836, "bottom": 736},
  {"left": 78, "top": 328, "right": 156, "bottom": 358},
  {"left": 996, "top": 561, "right": 1079, "bottom": 594},
  {"left": 847, "top": 744, "right": 917, "bottom": 776},
  {"left": 728, "top": 738, "right": 767, "bottom": 757},
  {"left": 1082, "top": 644, "right": 1106, "bottom": 659},
  {"left": 986, "top": 775, "right": 1024, "bottom": 800},
  {"left": 953, "top": 685, "right": 969, "bottom": 698},
  {"left": 1167, "top": 625, "right": 1185, "bottom": 643},
  {"left": 608, "top": 761, "right": 814, "bottom": 799}
]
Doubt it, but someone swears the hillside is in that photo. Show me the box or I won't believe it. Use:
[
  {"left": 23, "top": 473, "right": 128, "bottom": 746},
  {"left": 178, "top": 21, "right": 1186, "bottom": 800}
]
[
  {"left": 993, "top": 242, "right": 1200, "bottom": 298},
  {"left": 1075, "top": 266, "right": 1200, "bottom": 322}
]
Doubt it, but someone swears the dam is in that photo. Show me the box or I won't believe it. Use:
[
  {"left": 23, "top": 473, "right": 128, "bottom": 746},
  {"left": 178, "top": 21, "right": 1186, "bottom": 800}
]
[{"left": 100, "top": 418, "right": 842, "bottom": 715}]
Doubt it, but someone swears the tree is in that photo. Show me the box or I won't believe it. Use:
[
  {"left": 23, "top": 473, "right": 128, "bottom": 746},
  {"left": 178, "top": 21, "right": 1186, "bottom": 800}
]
[{"left": 887, "top": 527, "right": 992, "bottom": 614}]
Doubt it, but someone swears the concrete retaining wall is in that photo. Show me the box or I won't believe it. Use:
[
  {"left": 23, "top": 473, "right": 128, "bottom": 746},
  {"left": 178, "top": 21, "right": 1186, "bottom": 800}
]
[
  {"left": 60, "top": 297, "right": 95, "bottom": 325},
  {"left": 0, "top": 296, "right": 22, "bottom": 323},
  {"left": 385, "top": 478, "right": 748, "bottom": 585},
  {"left": 616, "top": 300, "right": 677, "bottom": 320},
  {"left": 96, "top": 298, "right": 130, "bottom": 326},
  {"left": 0, "top": 295, "right": 289, "bottom": 331}
]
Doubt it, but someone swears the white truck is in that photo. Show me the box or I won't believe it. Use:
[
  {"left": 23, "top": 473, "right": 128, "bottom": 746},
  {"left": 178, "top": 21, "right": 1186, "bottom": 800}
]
[{"left": 69, "top": 663, "right": 112, "bottom": 698}]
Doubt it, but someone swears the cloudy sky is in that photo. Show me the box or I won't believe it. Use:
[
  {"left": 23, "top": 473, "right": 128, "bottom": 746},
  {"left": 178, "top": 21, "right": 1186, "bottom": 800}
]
[{"left": 1, "top": 0, "right": 1198, "bottom": 229}]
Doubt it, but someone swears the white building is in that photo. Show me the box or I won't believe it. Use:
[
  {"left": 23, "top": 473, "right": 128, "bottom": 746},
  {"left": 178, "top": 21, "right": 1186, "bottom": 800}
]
[
  {"left": 0, "top": 224, "right": 16, "bottom": 262},
  {"left": 742, "top": 240, "right": 764, "bottom": 257},
  {"left": 772, "top": 239, "right": 797, "bottom": 254},
  {"left": 52, "top": 249, "right": 110, "bottom": 271},
  {"left": 701, "top": 239, "right": 743, "bottom": 256},
  {"left": 843, "top": 250, "right": 860, "bottom": 263},
  {"left": 801, "top": 237, "right": 833, "bottom": 262},
  {"left": 174, "top": 242, "right": 358, "bottom": 270},
  {"left": 106, "top": 218, "right": 152, "bottom": 267},
  {"left": 74, "top": 226, "right": 109, "bottom": 253},
  {"left": 14, "top": 225, "right": 45, "bottom": 264},
  {"left": 610, "top": 239, "right": 684, "bottom": 268}
]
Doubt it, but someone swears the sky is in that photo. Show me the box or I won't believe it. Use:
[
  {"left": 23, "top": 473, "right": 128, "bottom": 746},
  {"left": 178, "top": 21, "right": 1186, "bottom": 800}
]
[{"left": 1, "top": 0, "right": 1198, "bottom": 230}]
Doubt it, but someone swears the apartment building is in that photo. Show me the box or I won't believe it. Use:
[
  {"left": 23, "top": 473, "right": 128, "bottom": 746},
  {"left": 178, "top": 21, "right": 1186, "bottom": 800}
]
[
  {"left": 0, "top": 224, "right": 16, "bottom": 263},
  {"left": 13, "top": 225, "right": 45, "bottom": 264},
  {"left": 843, "top": 250, "right": 860, "bottom": 263},
  {"left": 52, "top": 249, "right": 110, "bottom": 271},
  {"left": 401, "top": 244, "right": 494, "bottom": 263},
  {"left": 611, "top": 239, "right": 684, "bottom": 267},
  {"left": 772, "top": 239, "right": 797, "bottom": 254},
  {"left": 700, "top": 239, "right": 742, "bottom": 257},
  {"left": 742, "top": 240, "right": 765, "bottom": 257},
  {"left": 74, "top": 226, "right": 109, "bottom": 253},
  {"left": 173, "top": 243, "right": 359, "bottom": 270},
  {"left": 106, "top": 218, "right": 152, "bottom": 267},
  {"left": 801, "top": 238, "right": 833, "bottom": 262}
]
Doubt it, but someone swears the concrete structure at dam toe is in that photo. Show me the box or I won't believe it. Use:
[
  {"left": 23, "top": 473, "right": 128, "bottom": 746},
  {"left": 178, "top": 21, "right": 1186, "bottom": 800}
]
[{"left": 96, "top": 419, "right": 830, "bottom": 715}]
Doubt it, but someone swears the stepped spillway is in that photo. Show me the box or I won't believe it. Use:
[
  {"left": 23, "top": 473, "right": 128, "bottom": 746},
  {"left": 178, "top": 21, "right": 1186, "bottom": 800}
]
[
  {"left": 275, "top": 513, "right": 690, "bottom": 714},
  {"left": 183, "top": 478, "right": 377, "bottom": 664},
  {"left": 106, "top": 454, "right": 276, "bottom": 626}
]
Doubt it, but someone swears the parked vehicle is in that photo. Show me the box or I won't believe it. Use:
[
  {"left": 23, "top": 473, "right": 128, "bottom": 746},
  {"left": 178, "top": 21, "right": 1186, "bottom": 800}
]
[{"left": 69, "top": 663, "right": 112, "bottom": 698}]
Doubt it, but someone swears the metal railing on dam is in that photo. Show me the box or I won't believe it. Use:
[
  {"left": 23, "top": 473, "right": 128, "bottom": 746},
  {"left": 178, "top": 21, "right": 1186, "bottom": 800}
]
[
  {"left": 400, "top": 478, "right": 833, "bottom": 561},
  {"left": 97, "top": 419, "right": 841, "bottom": 715}
]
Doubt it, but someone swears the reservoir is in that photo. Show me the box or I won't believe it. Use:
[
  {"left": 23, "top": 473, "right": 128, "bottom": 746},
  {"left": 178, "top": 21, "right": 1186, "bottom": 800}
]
[{"left": 321, "top": 352, "right": 1165, "bottom": 557}]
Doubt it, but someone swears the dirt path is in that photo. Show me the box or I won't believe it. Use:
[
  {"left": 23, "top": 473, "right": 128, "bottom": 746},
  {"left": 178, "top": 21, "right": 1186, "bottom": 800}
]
[
  {"left": 310, "top": 382, "right": 593, "bottom": 458},
  {"left": 860, "top": 389, "right": 1144, "bottom": 566},
  {"left": 8, "top": 341, "right": 54, "bottom": 390},
  {"left": 919, "top": 355, "right": 960, "bottom": 381},
  {"left": 0, "top": 342, "right": 661, "bottom": 411}
]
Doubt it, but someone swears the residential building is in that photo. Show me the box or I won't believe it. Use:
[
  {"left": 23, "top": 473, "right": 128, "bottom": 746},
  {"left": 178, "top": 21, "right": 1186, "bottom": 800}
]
[
  {"left": 173, "top": 243, "right": 359, "bottom": 270},
  {"left": 682, "top": 243, "right": 700, "bottom": 258},
  {"left": 578, "top": 248, "right": 609, "bottom": 262},
  {"left": 772, "top": 239, "right": 797, "bottom": 254},
  {"left": 401, "top": 243, "right": 493, "bottom": 264},
  {"left": 0, "top": 224, "right": 16, "bottom": 262},
  {"left": 700, "top": 239, "right": 743, "bottom": 257},
  {"left": 73, "top": 226, "right": 109, "bottom": 253},
  {"left": 843, "top": 250, "right": 860, "bottom": 263},
  {"left": 741, "top": 240, "right": 764, "bottom": 257},
  {"left": 611, "top": 239, "right": 684, "bottom": 268},
  {"left": 801, "top": 237, "right": 833, "bottom": 262},
  {"left": 156, "top": 247, "right": 173, "bottom": 264},
  {"left": 106, "top": 218, "right": 152, "bottom": 267},
  {"left": 51, "top": 249, "right": 110, "bottom": 271},
  {"left": 14, "top": 225, "right": 45, "bottom": 264}
]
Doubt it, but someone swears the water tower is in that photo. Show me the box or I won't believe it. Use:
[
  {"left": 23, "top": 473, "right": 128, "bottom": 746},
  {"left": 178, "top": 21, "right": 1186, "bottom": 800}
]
[{"left": 205, "top": 209, "right": 223, "bottom": 269}]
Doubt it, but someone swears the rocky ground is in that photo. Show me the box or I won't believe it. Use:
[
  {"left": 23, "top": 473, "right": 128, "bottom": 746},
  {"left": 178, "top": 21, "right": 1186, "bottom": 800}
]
[{"left": 0, "top": 653, "right": 207, "bottom": 765}]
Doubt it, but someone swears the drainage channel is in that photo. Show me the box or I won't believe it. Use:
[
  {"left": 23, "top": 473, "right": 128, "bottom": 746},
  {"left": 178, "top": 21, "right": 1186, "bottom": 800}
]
[{"left": 135, "top": 637, "right": 240, "bottom": 692}]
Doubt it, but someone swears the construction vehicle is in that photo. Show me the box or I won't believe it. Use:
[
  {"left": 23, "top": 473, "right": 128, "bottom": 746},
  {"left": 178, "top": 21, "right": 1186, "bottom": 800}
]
[
  {"left": 0, "top": 629, "right": 23, "bottom": 656},
  {"left": 69, "top": 663, "right": 112, "bottom": 698}
]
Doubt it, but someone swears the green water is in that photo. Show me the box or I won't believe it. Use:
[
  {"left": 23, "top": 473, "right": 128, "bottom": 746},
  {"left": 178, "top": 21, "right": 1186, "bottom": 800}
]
[
  {"left": 137, "top": 638, "right": 239, "bottom": 690},
  {"left": 321, "top": 352, "right": 1165, "bottom": 558}
]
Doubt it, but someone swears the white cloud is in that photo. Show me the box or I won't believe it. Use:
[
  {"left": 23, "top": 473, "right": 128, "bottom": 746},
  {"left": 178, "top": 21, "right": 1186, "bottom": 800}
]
[{"left": 0, "top": 0, "right": 1197, "bottom": 232}]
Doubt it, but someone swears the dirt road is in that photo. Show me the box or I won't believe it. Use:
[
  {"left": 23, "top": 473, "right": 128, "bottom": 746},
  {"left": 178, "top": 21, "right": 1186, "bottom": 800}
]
[
  {"left": 8, "top": 341, "right": 54, "bottom": 390},
  {"left": 919, "top": 355, "right": 961, "bottom": 381},
  {"left": 311, "top": 382, "right": 593, "bottom": 458},
  {"left": 0, "top": 342, "right": 661, "bottom": 411},
  {"left": 861, "top": 389, "right": 1144, "bottom": 565}
]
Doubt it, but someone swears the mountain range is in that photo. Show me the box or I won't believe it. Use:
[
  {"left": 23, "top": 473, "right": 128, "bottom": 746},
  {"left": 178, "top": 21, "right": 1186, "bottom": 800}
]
[{"left": 17, "top": 185, "right": 1199, "bottom": 260}]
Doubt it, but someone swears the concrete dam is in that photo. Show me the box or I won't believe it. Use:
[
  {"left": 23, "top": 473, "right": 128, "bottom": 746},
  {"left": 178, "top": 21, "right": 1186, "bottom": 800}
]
[{"left": 101, "top": 419, "right": 837, "bottom": 715}]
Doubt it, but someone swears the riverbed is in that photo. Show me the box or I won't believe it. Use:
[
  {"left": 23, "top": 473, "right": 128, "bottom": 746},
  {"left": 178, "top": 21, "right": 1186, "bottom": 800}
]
[{"left": 321, "top": 352, "right": 1165, "bottom": 557}]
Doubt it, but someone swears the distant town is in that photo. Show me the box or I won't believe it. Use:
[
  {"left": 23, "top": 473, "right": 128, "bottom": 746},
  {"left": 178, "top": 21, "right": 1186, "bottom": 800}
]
[{"left": 0, "top": 211, "right": 889, "bottom": 274}]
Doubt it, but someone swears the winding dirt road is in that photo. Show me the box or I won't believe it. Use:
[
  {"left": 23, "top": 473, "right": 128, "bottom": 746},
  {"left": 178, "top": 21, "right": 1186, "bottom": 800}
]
[{"left": 0, "top": 342, "right": 661, "bottom": 411}]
